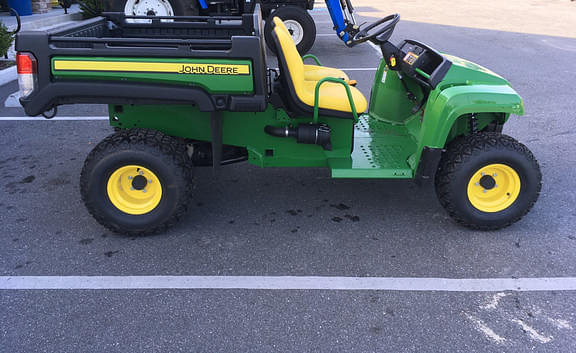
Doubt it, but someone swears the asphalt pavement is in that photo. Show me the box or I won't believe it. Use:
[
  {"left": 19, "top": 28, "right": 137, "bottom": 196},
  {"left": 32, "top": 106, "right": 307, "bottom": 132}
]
[{"left": 1, "top": 5, "right": 576, "bottom": 353}]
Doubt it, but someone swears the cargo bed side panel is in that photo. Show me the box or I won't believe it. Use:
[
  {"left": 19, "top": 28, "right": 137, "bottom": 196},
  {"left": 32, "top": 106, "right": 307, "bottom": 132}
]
[{"left": 51, "top": 57, "right": 255, "bottom": 94}]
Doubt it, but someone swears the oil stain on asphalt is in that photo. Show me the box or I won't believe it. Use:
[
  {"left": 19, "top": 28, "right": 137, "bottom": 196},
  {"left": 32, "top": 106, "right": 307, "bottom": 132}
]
[
  {"left": 14, "top": 261, "right": 33, "bottom": 270},
  {"left": 104, "top": 250, "right": 119, "bottom": 258},
  {"left": 4, "top": 175, "right": 36, "bottom": 194}
]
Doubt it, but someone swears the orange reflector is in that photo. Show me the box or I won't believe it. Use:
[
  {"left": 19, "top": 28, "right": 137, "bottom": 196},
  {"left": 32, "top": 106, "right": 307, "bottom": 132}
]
[
  {"left": 17, "top": 53, "right": 37, "bottom": 74},
  {"left": 348, "top": 80, "right": 358, "bottom": 87}
]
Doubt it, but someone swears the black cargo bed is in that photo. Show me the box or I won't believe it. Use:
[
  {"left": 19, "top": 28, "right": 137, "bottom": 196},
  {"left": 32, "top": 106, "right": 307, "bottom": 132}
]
[{"left": 15, "top": 8, "right": 268, "bottom": 116}]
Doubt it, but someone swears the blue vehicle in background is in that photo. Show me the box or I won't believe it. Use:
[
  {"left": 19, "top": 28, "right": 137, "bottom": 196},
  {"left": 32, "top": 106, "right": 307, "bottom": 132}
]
[{"left": 103, "top": 0, "right": 360, "bottom": 54}]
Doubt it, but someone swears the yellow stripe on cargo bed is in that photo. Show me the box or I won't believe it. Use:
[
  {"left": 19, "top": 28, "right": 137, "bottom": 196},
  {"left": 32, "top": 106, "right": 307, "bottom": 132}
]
[{"left": 53, "top": 60, "right": 251, "bottom": 76}]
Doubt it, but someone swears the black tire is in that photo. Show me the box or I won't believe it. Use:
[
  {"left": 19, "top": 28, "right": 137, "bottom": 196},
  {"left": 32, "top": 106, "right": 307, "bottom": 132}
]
[
  {"left": 80, "top": 129, "right": 194, "bottom": 236},
  {"left": 435, "top": 132, "right": 541, "bottom": 230},
  {"left": 264, "top": 6, "right": 316, "bottom": 55},
  {"left": 103, "top": 0, "right": 198, "bottom": 16}
]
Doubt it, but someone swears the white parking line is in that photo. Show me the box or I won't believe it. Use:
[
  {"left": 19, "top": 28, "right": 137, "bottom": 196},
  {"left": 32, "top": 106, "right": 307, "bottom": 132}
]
[
  {"left": 368, "top": 42, "right": 383, "bottom": 57},
  {"left": 2, "top": 276, "right": 576, "bottom": 291},
  {"left": 315, "top": 34, "right": 383, "bottom": 57},
  {"left": 0, "top": 116, "right": 108, "bottom": 121},
  {"left": 511, "top": 319, "right": 553, "bottom": 343},
  {"left": 464, "top": 313, "right": 507, "bottom": 344}
]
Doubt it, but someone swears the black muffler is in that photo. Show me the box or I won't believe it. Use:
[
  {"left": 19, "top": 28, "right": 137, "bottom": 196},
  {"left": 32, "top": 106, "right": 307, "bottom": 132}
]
[{"left": 265, "top": 123, "right": 332, "bottom": 151}]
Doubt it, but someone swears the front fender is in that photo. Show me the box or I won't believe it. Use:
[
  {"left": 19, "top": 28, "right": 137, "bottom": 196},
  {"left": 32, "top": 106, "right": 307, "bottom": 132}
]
[{"left": 420, "top": 84, "right": 524, "bottom": 149}]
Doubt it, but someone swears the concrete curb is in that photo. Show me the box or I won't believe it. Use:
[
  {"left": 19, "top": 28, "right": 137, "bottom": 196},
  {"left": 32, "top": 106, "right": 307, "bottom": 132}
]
[
  {"left": 0, "top": 66, "right": 17, "bottom": 87},
  {"left": 9, "top": 12, "right": 83, "bottom": 32},
  {"left": 4, "top": 4, "right": 82, "bottom": 32}
]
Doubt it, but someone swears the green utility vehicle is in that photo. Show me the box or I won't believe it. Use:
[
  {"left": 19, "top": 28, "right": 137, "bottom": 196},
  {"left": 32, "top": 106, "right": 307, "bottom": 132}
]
[{"left": 15, "top": 8, "right": 541, "bottom": 235}]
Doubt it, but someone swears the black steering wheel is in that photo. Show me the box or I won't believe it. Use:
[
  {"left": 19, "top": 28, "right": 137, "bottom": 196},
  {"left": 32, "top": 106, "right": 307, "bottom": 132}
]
[{"left": 351, "top": 14, "right": 400, "bottom": 46}]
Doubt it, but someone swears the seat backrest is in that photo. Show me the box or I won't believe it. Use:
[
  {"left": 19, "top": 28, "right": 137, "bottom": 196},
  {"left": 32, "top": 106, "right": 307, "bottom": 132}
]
[
  {"left": 272, "top": 17, "right": 305, "bottom": 92},
  {"left": 271, "top": 17, "right": 360, "bottom": 118}
]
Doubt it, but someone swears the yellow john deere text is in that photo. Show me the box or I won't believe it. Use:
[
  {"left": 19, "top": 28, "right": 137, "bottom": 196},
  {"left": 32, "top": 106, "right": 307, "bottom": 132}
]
[{"left": 53, "top": 60, "right": 251, "bottom": 76}]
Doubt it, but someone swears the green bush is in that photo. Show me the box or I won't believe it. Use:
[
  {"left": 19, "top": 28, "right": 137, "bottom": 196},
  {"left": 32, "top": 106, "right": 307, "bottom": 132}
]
[
  {"left": 0, "top": 22, "right": 14, "bottom": 58},
  {"left": 79, "top": 0, "right": 104, "bottom": 19}
]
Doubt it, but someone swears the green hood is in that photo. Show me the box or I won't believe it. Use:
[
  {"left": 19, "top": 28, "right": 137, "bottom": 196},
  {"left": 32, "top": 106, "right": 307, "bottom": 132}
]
[{"left": 442, "top": 54, "right": 511, "bottom": 87}]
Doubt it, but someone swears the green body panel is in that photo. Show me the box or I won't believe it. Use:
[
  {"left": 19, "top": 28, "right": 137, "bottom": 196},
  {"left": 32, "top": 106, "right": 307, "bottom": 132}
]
[
  {"left": 108, "top": 54, "right": 523, "bottom": 179},
  {"left": 368, "top": 63, "right": 424, "bottom": 125},
  {"left": 366, "top": 55, "right": 524, "bottom": 171},
  {"left": 420, "top": 84, "right": 521, "bottom": 149},
  {"left": 409, "top": 56, "right": 524, "bottom": 167},
  {"left": 51, "top": 57, "right": 254, "bottom": 94},
  {"left": 110, "top": 104, "right": 355, "bottom": 168}
]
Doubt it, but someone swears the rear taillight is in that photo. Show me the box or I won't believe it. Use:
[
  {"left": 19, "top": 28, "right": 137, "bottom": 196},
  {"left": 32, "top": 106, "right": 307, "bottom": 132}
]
[{"left": 17, "top": 52, "right": 37, "bottom": 98}]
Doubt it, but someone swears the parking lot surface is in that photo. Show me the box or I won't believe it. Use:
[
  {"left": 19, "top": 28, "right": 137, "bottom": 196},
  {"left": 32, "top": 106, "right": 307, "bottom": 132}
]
[{"left": 1, "top": 3, "right": 576, "bottom": 353}]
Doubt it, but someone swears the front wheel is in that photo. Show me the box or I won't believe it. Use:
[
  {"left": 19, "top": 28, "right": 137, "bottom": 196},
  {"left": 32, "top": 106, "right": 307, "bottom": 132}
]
[
  {"left": 265, "top": 6, "right": 316, "bottom": 55},
  {"left": 435, "top": 133, "right": 541, "bottom": 230},
  {"left": 81, "top": 129, "right": 194, "bottom": 236}
]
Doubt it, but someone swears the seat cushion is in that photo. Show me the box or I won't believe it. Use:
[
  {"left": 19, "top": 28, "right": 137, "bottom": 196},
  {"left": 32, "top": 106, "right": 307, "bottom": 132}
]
[
  {"left": 301, "top": 81, "right": 368, "bottom": 113},
  {"left": 304, "top": 65, "right": 350, "bottom": 82}
]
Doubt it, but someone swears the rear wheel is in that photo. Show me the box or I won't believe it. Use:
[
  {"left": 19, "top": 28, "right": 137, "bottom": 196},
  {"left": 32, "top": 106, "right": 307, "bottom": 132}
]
[
  {"left": 103, "top": 0, "right": 198, "bottom": 16},
  {"left": 265, "top": 6, "right": 316, "bottom": 55},
  {"left": 81, "top": 129, "right": 194, "bottom": 236},
  {"left": 435, "top": 132, "right": 541, "bottom": 230}
]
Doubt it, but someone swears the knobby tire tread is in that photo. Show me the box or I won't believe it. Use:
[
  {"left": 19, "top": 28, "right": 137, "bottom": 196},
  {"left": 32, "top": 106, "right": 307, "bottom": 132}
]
[
  {"left": 80, "top": 128, "right": 193, "bottom": 236},
  {"left": 435, "top": 132, "right": 541, "bottom": 230}
]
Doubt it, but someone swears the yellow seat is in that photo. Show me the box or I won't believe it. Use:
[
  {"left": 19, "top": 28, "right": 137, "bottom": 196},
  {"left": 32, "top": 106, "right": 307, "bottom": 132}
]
[
  {"left": 274, "top": 19, "right": 351, "bottom": 83},
  {"left": 297, "top": 81, "right": 366, "bottom": 113},
  {"left": 303, "top": 65, "right": 350, "bottom": 82},
  {"left": 272, "top": 17, "right": 367, "bottom": 115}
]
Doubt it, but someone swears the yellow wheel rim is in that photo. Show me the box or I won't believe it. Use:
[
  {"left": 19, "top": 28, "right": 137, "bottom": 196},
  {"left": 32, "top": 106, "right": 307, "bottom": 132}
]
[
  {"left": 467, "top": 164, "right": 521, "bottom": 213},
  {"left": 106, "top": 165, "right": 163, "bottom": 215}
]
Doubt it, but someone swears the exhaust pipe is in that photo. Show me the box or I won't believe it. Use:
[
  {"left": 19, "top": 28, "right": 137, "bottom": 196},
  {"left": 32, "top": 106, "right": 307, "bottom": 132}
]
[{"left": 265, "top": 123, "right": 332, "bottom": 151}]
